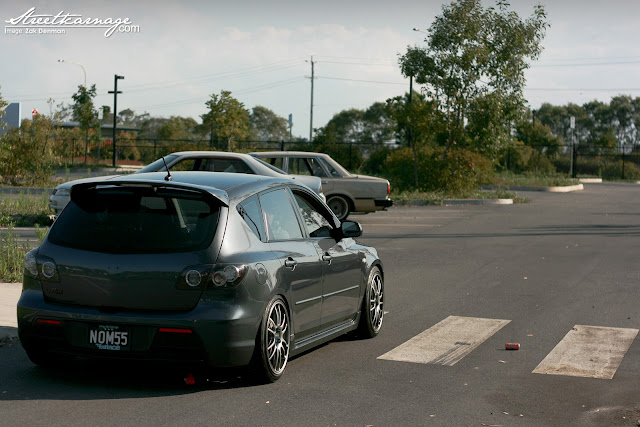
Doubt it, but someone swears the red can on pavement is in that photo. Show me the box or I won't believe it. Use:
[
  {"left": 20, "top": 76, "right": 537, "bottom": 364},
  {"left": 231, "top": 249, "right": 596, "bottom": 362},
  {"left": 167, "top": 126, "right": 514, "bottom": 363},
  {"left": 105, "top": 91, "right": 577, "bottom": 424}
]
[{"left": 505, "top": 343, "right": 520, "bottom": 350}]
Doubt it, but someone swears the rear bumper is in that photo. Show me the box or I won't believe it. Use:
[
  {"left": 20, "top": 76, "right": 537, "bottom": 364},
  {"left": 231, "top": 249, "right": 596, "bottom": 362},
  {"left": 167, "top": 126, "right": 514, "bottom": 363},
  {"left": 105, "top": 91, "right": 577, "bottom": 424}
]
[
  {"left": 374, "top": 198, "right": 393, "bottom": 208},
  {"left": 17, "top": 289, "right": 262, "bottom": 368}
]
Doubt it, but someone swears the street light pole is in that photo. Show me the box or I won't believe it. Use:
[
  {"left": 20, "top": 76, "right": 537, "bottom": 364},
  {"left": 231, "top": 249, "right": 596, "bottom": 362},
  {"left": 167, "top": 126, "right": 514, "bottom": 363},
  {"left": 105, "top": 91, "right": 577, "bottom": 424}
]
[
  {"left": 108, "top": 75, "right": 124, "bottom": 167},
  {"left": 57, "top": 59, "right": 86, "bottom": 87}
]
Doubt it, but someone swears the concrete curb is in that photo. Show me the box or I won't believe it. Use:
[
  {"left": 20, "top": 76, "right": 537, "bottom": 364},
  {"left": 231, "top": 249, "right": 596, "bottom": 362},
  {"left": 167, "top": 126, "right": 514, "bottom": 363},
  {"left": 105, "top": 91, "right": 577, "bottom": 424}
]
[
  {"left": 483, "top": 184, "right": 584, "bottom": 193},
  {"left": 395, "top": 198, "right": 514, "bottom": 206},
  {"left": 579, "top": 178, "right": 603, "bottom": 183},
  {"left": 0, "top": 282, "right": 20, "bottom": 346},
  {"left": 444, "top": 198, "right": 514, "bottom": 206}
]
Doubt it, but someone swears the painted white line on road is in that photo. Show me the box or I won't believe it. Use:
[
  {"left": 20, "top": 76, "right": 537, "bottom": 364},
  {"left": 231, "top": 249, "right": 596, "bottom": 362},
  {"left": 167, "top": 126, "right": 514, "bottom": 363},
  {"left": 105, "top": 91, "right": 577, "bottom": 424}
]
[
  {"left": 378, "top": 316, "right": 511, "bottom": 366},
  {"left": 532, "top": 325, "right": 638, "bottom": 379}
]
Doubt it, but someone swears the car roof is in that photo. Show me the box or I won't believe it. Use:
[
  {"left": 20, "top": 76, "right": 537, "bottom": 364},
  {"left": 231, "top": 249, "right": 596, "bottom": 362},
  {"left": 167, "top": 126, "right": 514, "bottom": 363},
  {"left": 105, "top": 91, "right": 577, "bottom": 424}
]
[
  {"left": 169, "top": 151, "right": 254, "bottom": 159},
  {"left": 250, "top": 151, "right": 332, "bottom": 158}
]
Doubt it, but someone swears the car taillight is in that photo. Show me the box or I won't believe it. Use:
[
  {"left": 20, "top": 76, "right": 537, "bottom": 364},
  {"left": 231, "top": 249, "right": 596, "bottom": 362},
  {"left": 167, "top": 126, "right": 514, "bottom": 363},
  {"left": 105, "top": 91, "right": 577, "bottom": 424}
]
[
  {"left": 177, "top": 264, "right": 246, "bottom": 290},
  {"left": 24, "top": 250, "right": 59, "bottom": 282},
  {"left": 36, "top": 318, "right": 62, "bottom": 325},
  {"left": 210, "top": 264, "right": 246, "bottom": 288},
  {"left": 387, "top": 182, "right": 391, "bottom": 196}
]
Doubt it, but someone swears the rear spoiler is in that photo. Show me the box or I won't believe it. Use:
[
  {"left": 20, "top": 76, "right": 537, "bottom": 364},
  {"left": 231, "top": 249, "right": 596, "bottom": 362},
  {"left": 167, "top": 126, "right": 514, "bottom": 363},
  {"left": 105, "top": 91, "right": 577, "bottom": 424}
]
[{"left": 70, "top": 180, "right": 230, "bottom": 207}]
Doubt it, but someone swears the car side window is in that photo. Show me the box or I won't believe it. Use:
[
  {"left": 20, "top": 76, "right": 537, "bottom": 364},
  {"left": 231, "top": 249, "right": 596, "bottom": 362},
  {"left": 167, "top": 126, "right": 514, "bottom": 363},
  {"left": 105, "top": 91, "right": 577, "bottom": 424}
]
[
  {"left": 259, "top": 188, "right": 303, "bottom": 241},
  {"left": 306, "top": 158, "right": 328, "bottom": 177},
  {"left": 319, "top": 158, "right": 341, "bottom": 177},
  {"left": 210, "top": 158, "right": 254, "bottom": 174},
  {"left": 289, "top": 158, "right": 311, "bottom": 176},
  {"left": 292, "top": 192, "right": 333, "bottom": 238},
  {"left": 238, "top": 195, "right": 266, "bottom": 241},
  {"left": 170, "top": 159, "right": 198, "bottom": 171},
  {"left": 264, "top": 157, "right": 284, "bottom": 170}
]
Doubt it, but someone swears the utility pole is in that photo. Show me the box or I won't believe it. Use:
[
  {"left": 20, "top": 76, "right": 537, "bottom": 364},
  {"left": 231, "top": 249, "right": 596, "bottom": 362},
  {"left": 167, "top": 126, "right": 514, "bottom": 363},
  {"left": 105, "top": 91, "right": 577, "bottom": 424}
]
[
  {"left": 409, "top": 75, "right": 413, "bottom": 104},
  {"left": 307, "top": 56, "right": 315, "bottom": 143},
  {"left": 108, "top": 75, "right": 124, "bottom": 167}
]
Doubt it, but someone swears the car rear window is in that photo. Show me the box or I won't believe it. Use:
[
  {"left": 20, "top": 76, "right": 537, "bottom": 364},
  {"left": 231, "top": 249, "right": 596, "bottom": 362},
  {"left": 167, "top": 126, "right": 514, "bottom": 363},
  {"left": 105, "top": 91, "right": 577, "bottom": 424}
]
[{"left": 48, "top": 186, "right": 220, "bottom": 254}]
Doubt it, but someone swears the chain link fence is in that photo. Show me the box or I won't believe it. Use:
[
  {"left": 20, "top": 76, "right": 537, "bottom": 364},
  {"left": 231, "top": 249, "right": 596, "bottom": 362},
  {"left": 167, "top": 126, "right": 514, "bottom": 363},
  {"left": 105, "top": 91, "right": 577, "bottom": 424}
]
[
  {"left": 503, "top": 144, "right": 640, "bottom": 180},
  {"left": 54, "top": 137, "right": 394, "bottom": 172}
]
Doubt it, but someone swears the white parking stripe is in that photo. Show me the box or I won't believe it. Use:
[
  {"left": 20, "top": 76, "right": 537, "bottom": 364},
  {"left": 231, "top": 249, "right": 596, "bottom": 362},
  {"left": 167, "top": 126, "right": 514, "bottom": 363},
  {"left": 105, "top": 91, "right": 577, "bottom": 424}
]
[
  {"left": 532, "top": 325, "right": 638, "bottom": 379},
  {"left": 378, "top": 316, "right": 511, "bottom": 366}
]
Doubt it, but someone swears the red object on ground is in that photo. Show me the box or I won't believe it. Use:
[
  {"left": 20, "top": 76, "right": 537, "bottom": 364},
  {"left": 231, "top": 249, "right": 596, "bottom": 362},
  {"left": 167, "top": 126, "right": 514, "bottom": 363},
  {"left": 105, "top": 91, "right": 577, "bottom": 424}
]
[
  {"left": 184, "top": 373, "right": 196, "bottom": 385},
  {"left": 505, "top": 343, "right": 520, "bottom": 350}
]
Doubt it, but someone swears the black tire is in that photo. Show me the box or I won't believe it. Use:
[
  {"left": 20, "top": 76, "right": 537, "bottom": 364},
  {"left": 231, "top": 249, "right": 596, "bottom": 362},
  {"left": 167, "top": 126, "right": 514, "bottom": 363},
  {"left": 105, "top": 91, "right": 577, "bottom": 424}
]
[
  {"left": 357, "top": 266, "right": 384, "bottom": 338},
  {"left": 250, "top": 296, "right": 290, "bottom": 383},
  {"left": 326, "top": 195, "right": 351, "bottom": 221}
]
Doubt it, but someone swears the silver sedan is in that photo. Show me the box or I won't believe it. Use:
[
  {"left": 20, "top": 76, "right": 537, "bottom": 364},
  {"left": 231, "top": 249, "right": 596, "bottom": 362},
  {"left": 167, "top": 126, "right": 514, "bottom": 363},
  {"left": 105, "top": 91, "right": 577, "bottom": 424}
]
[{"left": 250, "top": 151, "right": 392, "bottom": 220}]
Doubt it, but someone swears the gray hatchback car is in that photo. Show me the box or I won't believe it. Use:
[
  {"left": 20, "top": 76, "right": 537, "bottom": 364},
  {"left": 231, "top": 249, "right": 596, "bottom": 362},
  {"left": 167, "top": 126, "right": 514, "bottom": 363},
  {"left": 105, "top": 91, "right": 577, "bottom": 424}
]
[{"left": 18, "top": 171, "right": 384, "bottom": 382}]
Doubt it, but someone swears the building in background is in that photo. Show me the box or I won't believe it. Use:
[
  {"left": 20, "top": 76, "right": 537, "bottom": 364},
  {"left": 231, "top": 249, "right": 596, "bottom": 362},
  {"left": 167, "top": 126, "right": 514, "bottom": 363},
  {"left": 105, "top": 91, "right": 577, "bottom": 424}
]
[{"left": 0, "top": 102, "right": 21, "bottom": 136}]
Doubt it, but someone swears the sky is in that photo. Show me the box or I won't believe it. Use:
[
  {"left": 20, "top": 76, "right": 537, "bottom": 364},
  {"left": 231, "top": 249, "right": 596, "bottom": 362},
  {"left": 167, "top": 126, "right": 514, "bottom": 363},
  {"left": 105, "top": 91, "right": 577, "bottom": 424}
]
[{"left": 2, "top": 0, "right": 640, "bottom": 139}]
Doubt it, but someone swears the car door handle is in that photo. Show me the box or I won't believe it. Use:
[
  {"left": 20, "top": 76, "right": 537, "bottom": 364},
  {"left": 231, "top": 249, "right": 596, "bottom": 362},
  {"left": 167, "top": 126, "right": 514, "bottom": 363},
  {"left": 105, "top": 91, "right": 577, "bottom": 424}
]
[
  {"left": 322, "top": 254, "right": 332, "bottom": 264},
  {"left": 284, "top": 258, "right": 297, "bottom": 270}
]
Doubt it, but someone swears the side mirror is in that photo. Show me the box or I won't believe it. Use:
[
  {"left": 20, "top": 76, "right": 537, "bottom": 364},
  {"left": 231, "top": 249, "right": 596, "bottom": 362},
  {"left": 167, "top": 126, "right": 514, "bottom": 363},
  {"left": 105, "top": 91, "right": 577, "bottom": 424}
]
[{"left": 340, "top": 220, "right": 362, "bottom": 238}]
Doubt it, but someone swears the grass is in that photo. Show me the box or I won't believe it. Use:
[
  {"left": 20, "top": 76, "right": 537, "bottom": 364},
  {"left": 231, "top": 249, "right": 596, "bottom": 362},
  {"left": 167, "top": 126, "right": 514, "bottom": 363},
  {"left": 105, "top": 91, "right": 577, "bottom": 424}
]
[
  {"left": 0, "top": 225, "right": 48, "bottom": 283},
  {"left": 0, "top": 192, "right": 54, "bottom": 227},
  {"left": 493, "top": 172, "right": 579, "bottom": 187}
]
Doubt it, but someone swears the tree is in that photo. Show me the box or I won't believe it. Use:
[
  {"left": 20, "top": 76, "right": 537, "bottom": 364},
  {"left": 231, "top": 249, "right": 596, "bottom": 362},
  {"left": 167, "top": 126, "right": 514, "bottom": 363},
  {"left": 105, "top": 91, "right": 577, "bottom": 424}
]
[
  {"left": 387, "top": 91, "right": 444, "bottom": 188},
  {"left": 200, "top": 90, "right": 250, "bottom": 151},
  {"left": 314, "top": 103, "right": 395, "bottom": 146},
  {"left": 118, "top": 108, "right": 136, "bottom": 126},
  {"left": 0, "top": 114, "right": 57, "bottom": 185},
  {"left": 157, "top": 116, "right": 199, "bottom": 141},
  {"left": 250, "top": 106, "right": 289, "bottom": 141},
  {"left": 399, "top": 0, "right": 548, "bottom": 160},
  {"left": 512, "top": 118, "right": 562, "bottom": 172},
  {"left": 71, "top": 85, "right": 98, "bottom": 162}
]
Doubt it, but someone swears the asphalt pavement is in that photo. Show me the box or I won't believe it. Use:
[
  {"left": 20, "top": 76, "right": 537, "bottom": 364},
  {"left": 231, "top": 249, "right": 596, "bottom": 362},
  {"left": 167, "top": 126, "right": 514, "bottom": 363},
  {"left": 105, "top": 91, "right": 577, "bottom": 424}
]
[{"left": 2, "top": 182, "right": 640, "bottom": 426}]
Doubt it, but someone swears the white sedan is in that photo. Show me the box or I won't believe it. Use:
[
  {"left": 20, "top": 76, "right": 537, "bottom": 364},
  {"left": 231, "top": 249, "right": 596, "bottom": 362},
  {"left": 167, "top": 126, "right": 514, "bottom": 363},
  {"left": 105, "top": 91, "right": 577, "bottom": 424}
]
[{"left": 49, "top": 151, "right": 324, "bottom": 215}]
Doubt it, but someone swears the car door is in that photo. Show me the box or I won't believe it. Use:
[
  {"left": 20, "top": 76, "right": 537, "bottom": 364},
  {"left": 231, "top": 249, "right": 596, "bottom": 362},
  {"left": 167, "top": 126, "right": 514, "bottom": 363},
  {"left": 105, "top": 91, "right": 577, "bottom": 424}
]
[
  {"left": 291, "top": 190, "right": 362, "bottom": 328},
  {"left": 259, "top": 187, "right": 325, "bottom": 339}
]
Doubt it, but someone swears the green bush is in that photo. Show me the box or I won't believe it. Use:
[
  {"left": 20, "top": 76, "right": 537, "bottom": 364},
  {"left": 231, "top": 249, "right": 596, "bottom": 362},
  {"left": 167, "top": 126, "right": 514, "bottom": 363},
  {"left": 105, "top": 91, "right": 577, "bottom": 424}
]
[
  {"left": 0, "top": 225, "right": 48, "bottom": 282},
  {"left": 502, "top": 145, "right": 557, "bottom": 174},
  {"left": 602, "top": 160, "right": 640, "bottom": 180},
  {"left": 384, "top": 146, "right": 494, "bottom": 194},
  {"left": 361, "top": 146, "right": 394, "bottom": 176},
  {"left": 553, "top": 155, "right": 640, "bottom": 180},
  {"left": 0, "top": 116, "right": 55, "bottom": 186}
]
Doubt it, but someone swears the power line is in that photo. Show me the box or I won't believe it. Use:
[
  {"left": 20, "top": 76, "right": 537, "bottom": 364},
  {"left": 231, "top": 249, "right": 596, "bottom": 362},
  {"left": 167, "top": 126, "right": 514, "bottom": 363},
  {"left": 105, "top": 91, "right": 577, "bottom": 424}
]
[
  {"left": 316, "top": 60, "right": 396, "bottom": 67},
  {"left": 526, "top": 87, "right": 640, "bottom": 92},
  {"left": 134, "top": 77, "right": 305, "bottom": 111},
  {"left": 531, "top": 60, "right": 640, "bottom": 68},
  {"left": 317, "top": 76, "right": 406, "bottom": 85}
]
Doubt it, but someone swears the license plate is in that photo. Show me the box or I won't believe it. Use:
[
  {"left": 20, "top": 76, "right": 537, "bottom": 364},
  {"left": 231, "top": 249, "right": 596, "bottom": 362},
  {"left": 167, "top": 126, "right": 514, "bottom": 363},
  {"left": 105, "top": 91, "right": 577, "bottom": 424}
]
[{"left": 88, "top": 324, "right": 130, "bottom": 351}]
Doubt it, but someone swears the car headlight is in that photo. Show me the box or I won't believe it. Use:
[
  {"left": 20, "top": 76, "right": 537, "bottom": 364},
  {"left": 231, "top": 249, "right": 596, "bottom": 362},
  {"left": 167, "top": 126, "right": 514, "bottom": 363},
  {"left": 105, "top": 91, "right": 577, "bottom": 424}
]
[{"left": 52, "top": 188, "right": 70, "bottom": 197}]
